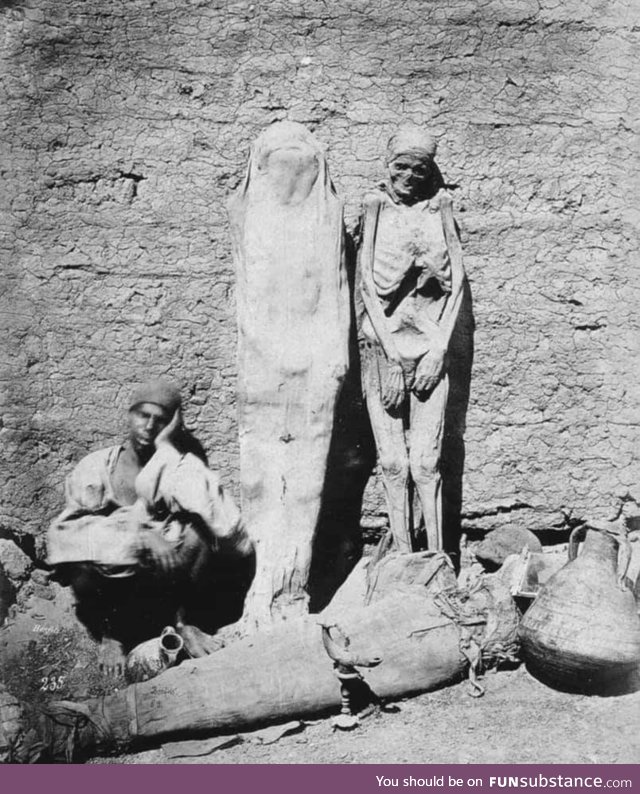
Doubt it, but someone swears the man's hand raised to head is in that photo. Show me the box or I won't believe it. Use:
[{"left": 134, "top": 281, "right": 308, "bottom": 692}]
[{"left": 154, "top": 408, "right": 183, "bottom": 450}]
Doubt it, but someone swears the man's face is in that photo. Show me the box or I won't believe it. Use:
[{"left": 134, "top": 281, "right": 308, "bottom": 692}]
[
  {"left": 388, "top": 154, "right": 433, "bottom": 203},
  {"left": 128, "top": 402, "right": 171, "bottom": 453}
]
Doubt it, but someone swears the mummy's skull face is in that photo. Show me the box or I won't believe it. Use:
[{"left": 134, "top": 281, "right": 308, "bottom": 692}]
[{"left": 388, "top": 154, "right": 433, "bottom": 204}]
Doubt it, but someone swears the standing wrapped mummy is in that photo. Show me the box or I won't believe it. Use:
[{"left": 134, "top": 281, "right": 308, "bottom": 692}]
[{"left": 227, "top": 122, "right": 349, "bottom": 627}]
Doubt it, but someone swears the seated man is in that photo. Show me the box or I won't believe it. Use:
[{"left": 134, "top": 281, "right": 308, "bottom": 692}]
[{"left": 47, "top": 379, "right": 254, "bottom": 676}]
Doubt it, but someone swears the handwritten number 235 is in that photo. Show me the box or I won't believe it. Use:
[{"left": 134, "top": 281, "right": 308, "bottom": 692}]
[{"left": 40, "top": 675, "right": 65, "bottom": 692}]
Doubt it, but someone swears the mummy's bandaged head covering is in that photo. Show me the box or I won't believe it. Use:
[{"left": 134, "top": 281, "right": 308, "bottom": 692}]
[{"left": 386, "top": 125, "right": 438, "bottom": 164}]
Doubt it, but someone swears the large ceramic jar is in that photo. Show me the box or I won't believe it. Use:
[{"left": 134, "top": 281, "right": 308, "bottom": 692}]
[{"left": 519, "top": 523, "right": 640, "bottom": 693}]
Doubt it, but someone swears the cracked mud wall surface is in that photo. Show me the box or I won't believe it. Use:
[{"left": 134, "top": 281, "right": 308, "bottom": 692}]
[{"left": 1, "top": 0, "right": 639, "bottom": 542}]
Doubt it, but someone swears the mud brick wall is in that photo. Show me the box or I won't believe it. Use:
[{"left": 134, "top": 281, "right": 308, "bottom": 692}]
[{"left": 2, "top": 0, "right": 638, "bottom": 542}]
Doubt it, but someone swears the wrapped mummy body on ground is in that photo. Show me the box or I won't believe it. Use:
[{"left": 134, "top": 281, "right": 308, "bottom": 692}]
[{"left": 0, "top": 550, "right": 520, "bottom": 762}]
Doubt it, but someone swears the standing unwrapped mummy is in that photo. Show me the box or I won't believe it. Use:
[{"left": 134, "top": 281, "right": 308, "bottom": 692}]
[
  {"left": 228, "top": 122, "right": 349, "bottom": 627},
  {"left": 357, "top": 126, "right": 465, "bottom": 553}
]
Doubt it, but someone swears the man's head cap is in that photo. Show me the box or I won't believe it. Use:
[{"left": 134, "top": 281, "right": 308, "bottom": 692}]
[
  {"left": 129, "top": 378, "right": 182, "bottom": 414},
  {"left": 386, "top": 125, "right": 438, "bottom": 164}
]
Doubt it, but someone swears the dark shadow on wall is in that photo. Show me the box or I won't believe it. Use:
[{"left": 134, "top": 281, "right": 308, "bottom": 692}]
[
  {"left": 308, "top": 354, "right": 376, "bottom": 612},
  {"left": 308, "top": 232, "right": 376, "bottom": 612},
  {"left": 441, "top": 278, "right": 475, "bottom": 558}
]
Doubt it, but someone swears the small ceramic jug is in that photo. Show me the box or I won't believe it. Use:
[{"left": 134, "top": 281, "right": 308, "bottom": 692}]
[
  {"left": 125, "top": 626, "right": 184, "bottom": 683},
  {"left": 520, "top": 522, "right": 640, "bottom": 693}
]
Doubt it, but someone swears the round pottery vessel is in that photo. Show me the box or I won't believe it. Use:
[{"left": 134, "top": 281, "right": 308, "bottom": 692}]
[
  {"left": 125, "top": 625, "right": 184, "bottom": 683},
  {"left": 519, "top": 524, "right": 640, "bottom": 693}
]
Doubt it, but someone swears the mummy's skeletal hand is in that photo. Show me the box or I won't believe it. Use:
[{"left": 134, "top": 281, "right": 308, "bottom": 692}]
[
  {"left": 413, "top": 348, "right": 445, "bottom": 397},
  {"left": 383, "top": 361, "right": 406, "bottom": 410}
]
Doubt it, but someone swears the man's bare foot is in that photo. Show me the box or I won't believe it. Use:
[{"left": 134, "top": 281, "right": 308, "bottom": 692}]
[
  {"left": 98, "top": 637, "right": 125, "bottom": 677},
  {"left": 176, "top": 624, "right": 224, "bottom": 657}
]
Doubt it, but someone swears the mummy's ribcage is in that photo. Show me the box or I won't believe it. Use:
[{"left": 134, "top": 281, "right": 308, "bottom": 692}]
[{"left": 372, "top": 204, "right": 450, "bottom": 297}]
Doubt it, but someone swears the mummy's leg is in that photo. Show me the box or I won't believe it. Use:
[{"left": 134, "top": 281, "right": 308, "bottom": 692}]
[
  {"left": 409, "top": 375, "right": 449, "bottom": 551},
  {"left": 362, "top": 352, "right": 412, "bottom": 552}
]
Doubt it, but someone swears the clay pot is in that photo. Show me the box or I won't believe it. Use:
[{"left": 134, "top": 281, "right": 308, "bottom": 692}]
[
  {"left": 125, "top": 626, "right": 184, "bottom": 683},
  {"left": 519, "top": 523, "right": 640, "bottom": 693}
]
